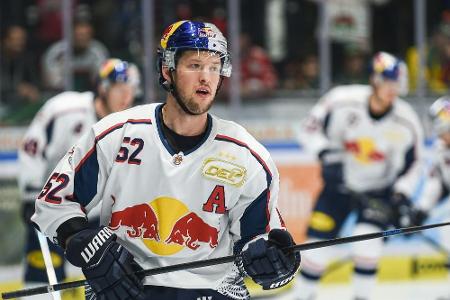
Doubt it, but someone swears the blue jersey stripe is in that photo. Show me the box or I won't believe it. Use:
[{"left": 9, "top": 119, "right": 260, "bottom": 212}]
[
  {"left": 233, "top": 188, "right": 271, "bottom": 254},
  {"left": 74, "top": 148, "right": 99, "bottom": 207}
]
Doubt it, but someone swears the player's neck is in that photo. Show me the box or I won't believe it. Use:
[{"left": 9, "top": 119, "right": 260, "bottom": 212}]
[
  {"left": 368, "top": 94, "right": 391, "bottom": 119},
  {"left": 162, "top": 100, "right": 208, "bottom": 136},
  {"left": 94, "top": 98, "right": 109, "bottom": 119}
]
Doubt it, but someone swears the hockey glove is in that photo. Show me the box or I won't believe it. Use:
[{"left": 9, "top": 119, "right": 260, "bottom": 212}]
[
  {"left": 391, "top": 193, "right": 428, "bottom": 228},
  {"left": 239, "top": 229, "right": 301, "bottom": 290},
  {"left": 65, "top": 226, "right": 145, "bottom": 300}
]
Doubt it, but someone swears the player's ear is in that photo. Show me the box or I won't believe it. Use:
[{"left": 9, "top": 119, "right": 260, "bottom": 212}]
[{"left": 162, "top": 66, "right": 172, "bottom": 84}]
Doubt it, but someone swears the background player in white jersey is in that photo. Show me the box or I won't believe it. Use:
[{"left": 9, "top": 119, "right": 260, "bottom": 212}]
[
  {"left": 416, "top": 96, "right": 450, "bottom": 299},
  {"left": 296, "top": 52, "right": 426, "bottom": 300},
  {"left": 18, "top": 58, "right": 140, "bottom": 293},
  {"left": 30, "top": 20, "right": 301, "bottom": 300}
]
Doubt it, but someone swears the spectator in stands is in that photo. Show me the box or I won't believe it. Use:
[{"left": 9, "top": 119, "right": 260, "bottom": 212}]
[
  {"left": 335, "top": 43, "right": 369, "bottom": 85},
  {"left": 407, "top": 14, "right": 450, "bottom": 94},
  {"left": 42, "top": 20, "right": 109, "bottom": 92},
  {"left": 240, "top": 32, "right": 278, "bottom": 98},
  {"left": 281, "top": 52, "right": 319, "bottom": 91},
  {"left": 0, "top": 25, "right": 40, "bottom": 116}
]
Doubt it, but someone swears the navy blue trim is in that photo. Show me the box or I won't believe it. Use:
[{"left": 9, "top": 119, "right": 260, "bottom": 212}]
[
  {"left": 155, "top": 104, "right": 213, "bottom": 156},
  {"left": 300, "top": 269, "right": 322, "bottom": 281},
  {"left": 74, "top": 148, "right": 99, "bottom": 207},
  {"left": 155, "top": 104, "right": 176, "bottom": 155},
  {"left": 184, "top": 114, "right": 212, "bottom": 155},
  {"left": 398, "top": 145, "right": 415, "bottom": 177},
  {"left": 354, "top": 266, "right": 377, "bottom": 276},
  {"left": 237, "top": 189, "right": 271, "bottom": 250},
  {"left": 43, "top": 118, "right": 55, "bottom": 159},
  {"left": 45, "top": 118, "right": 55, "bottom": 145},
  {"left": 323, "top": 112, "right": 331, "bottom": 136}
]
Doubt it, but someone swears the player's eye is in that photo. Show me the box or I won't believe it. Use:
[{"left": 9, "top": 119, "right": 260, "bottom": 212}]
[
  {"left": 209, "top": 65, "right": 220, "bottom": 73},
  {"left": 188, "top": 64, "right": 201, "bottom": 70}
]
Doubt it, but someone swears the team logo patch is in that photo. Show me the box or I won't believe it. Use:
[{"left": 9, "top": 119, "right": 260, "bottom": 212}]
[{"left": 202, "top": 158, "right": 246, "bottom": 187}]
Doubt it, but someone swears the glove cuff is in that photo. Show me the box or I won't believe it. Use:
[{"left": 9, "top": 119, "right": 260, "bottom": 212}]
[{"left": 65, "top": 226, "right": 116, "bottom": 267}]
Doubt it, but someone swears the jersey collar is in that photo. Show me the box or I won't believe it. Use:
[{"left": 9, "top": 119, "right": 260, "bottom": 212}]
[{"left": 154, "top": 103, "right": 213, "bottom": 156}]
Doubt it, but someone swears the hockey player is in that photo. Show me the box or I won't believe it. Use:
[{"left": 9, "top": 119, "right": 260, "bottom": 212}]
[
  {"left": 18, "top": 58, "right": 140, "bottom": 293},
  {"left": 416, "top": 96, "right": 450, "bottom": 299},
  {"left": 296, "top": 52, "right": 426, "bottom": 300},
  {"left": 30, "top": 20, "right": 301, "bottom": 300}
]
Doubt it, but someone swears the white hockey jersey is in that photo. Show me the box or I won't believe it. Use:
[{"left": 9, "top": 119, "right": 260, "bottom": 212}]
[
  {"left": 32, "top": 103, "right": 284, "bottom": 290},
  {"left": 298, "top": 85, "right": 424, "bottom": 197},
  {"left": 416, "top": 139, "right": 450, "bottom": 211},
  {"left": 18, "top": 91, "right": 96, "bottom": 202}
]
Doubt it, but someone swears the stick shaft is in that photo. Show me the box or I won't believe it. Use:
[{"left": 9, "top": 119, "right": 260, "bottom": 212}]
[
  {"left": 36, "top": 229, "right": 62, "bottom": 300},
  {"left": 4, "top": 221, "right": 450, "bottom": 299}
]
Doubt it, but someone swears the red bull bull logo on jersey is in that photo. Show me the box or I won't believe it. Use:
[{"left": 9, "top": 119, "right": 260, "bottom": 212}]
[
  {"left": 165, "top": 212, "right": 219, "bottom": 250},
  {"left": 109, "top": 203, "right": 160, "bottom": 241},
  {"left": 345, "top": 138, "right": 385, "bottom": 164},
  {"left": 109, "top": 197, "right": 219, "bottom": 256}
]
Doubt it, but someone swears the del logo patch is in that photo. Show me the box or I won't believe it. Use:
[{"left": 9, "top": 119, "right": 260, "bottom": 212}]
[{"left": 202, "top": 158, "right": 246, "bottom": 187}]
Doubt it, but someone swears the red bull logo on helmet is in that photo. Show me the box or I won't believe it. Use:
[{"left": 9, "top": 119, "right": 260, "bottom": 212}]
[
  {"left": 199, "top": 26, "right": 217, "bottom": 38},
  {"left": 345, "top": 138, "right": 385, "bottom": 164},
  {"left": 109, "top": 196, "right": 219, "bottom": 256}
]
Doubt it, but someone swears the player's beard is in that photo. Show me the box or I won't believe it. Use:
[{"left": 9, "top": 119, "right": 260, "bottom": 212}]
[{"left": 173, "top": 85, "right": 215, "bottom": 115}]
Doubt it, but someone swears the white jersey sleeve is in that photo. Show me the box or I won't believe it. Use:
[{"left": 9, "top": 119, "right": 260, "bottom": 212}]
[
  {"left": 225, "top": 129, "right": 284, "bottom": 252},
  {"left": 298, "top": 86, "right": 365, "bottom": 162},
  {"left": 298, "top": 89, "right": 335, "bottom": 157},
  {"left": 18, "top": 92, "right": 95, "bottom": 203},
  {"left": 31, "top": 114, "right": 116, "bottom": 241},
  {"left": 392, "top": 101, "right": 425, "bottom": 198},
  {"left": 415, "top": 140, "right": 450, "bottom": 211}
]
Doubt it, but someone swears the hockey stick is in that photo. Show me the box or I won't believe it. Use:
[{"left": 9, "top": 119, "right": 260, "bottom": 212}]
[
  {"left": 3, "top": 221, "right": 450, "bottom": 299},
  {"left": 35, "top": 229, "right": 62, "bottom": 300}
]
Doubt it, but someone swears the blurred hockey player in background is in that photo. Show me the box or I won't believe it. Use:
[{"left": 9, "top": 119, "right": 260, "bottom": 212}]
[
  {"left": 30, "top": 20, "right": 300, "bottom": 300},
  {"left": 18, "top": 58, "right": 140, "bottom": 295},
  {"left": 296, "top": 52, "right": 426, "bottom": 300},
  {"left": 416, "top": 96, "right": 450, "bottom": 299}
]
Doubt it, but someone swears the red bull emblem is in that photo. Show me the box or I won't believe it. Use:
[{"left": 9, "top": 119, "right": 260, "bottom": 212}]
[
  {"left": 109, "top": 203, "right": 160, "bottom": 241},
  {"left": 344, "top": 138, "right": 385, "bottom": 163},
  {"left": 165, "top": 212, "right": 219, "bottom": 250},
  {"left": 199, "top": 26, "right": 216, "bottom": 38},
  {"left": 109, "top": 197, "right": 219, "bottom": 255}
]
